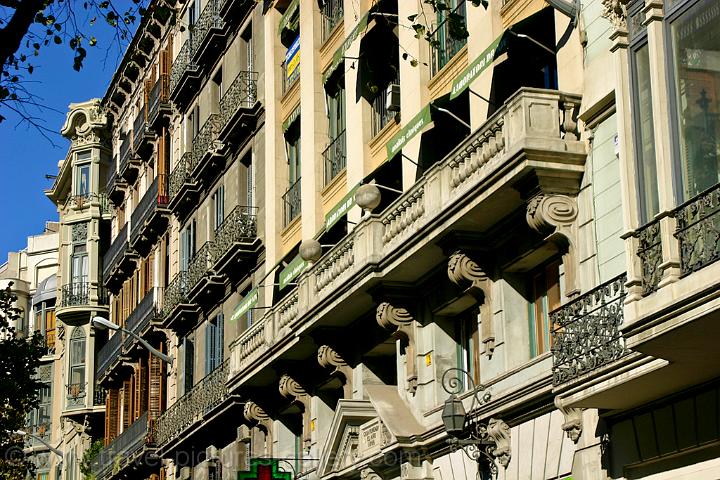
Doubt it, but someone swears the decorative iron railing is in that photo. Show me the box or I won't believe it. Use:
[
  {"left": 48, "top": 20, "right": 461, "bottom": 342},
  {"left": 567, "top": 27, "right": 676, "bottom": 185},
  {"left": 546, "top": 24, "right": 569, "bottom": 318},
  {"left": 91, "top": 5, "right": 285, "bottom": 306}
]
[
  {"left": 187, "top": 242, "right": 213, "bottom": 291},
  {"left": 190, "top": 114, "right": 223, "bottom": 172},
  {"left": 321, "top": 0, "right": 344, "bottom": 42},
  {"left": 63, "top": 193, "right": 111, "bottom": 214},
  {"left": 94, "top": 386, "right": 106, "bottom": 406},
  {"left": 189, "top": 0, "right": 224, "bottom": 59},
  {"left": 91, "top": 412, "right": 150, "bottom": 478},
  {"left": 323, "top": 130, "right": 346, "bottom": 186},
  {"left": 130, "top": 176, "right": 168, "bottom": 243},
  {"left": 219, "top": 71, "right": 258, "bottom": 126},
  {"left": 96, "top": 331, "right": 122, "bottom": 380},
  {"left": 283, "top": 178, "right": 301, "bottom": 227},
  {"left": 148, "top": 74, "right": 169, "bottom": 122},
  {"left": 169, "top": 152, "right": 192, "bottom": 201},
  {"left": 66, "top": 382, "right": 87, "bottom": 408},
  {"left": 160, "top": 271, "right": 189, "bottom": 319},
  {"left": 132, "top": 107, "right": 147, "bottom": 150},
  {"left": 169, "top": 39, "right": 196, "bottom": 94},
  {"left": 636, "top": 218, "right": 662, "bottom": 296},
  {"left": 119, "top": 134, "right": 133, "bottom": 172},
  {"left": 210, "top": 206, "right": 258, "bottom": 263},
  {"left": 103, "top": 223, "right": 129, "bottom": 280},
  {"left": 282, "top": 59, "right": 300, "bottom": 95},
  {"left": 675, "top": 183, "right": 720, "bottom": 276},
  {"left": 372, "top": 81, "right": 399, "bottom": 137},
  {"left": 429, "top": 1, "right": 467, "bottom": 77},
  {"left": 125, "top": 288, "right": 157, "bottom": 349},
  {"left": 106, "top": 159, "right": 119, "bottom": 190},
  {"left": 59, "top": 282, "right": 107, "bottom": 308},
  {"left": 551, "top": 273, "right": 628, "bottom": 385},
  {"left": 154, "top": 361, "right": 228, "bottom": 448}
]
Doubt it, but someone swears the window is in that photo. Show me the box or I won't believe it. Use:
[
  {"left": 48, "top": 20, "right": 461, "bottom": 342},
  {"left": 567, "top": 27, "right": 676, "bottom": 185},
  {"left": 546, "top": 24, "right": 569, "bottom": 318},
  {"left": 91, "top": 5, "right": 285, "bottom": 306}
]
[
  {"left": 668, "top": 0, "right": 720, "bottom": 201},
  {"left": 205, "top": 313, "right": 224, "bottom": 375},
  {"left": 188, "top": 105, "right": 200, "bottom": 142},
  {"left": 28, "top": 384, "right": 51, "bottom": 436},
  {"left": 456, "top": 310, "right": 480, "bottom": 388},
  {"left": 213, "top": 185, "right": 225, "bottom": 231},
  {"left": 243, "top": 153, "right": 255, "bottom": 208},
  {"left": 629, "top": 6, "right": 660, "bottom": 222},
  {"left": 180, "top": 219, "right": 196, "bottom": 272},
  {"left": 71, "top": 244, "right": 88, "bottom": 285},
  {"left": 69, "top": 328, "right": 86, "bottom": 388},
  {"left": 37, "top": 473, "right": 49, "bottom": 480},
  {"left": 528, "top": 260, "right": 562, "bottom": 357},
  {"left": 181, "top": 336, "right": 194, "bottom": 395},
  {"left": 430, "top": 0, "right": 467, "bottom": 76},
  {"left": 324, "top": 77, "right": 347, "bottom": 185},
  {"left": 213, "top": 68, "right": 223, "bottom": 107},
  {"left": 35, "top": 301, "right": 56, "bottom": 352},
  {"left": 76, "top": 163, "right": 91, "bottom": 197},
  {"left": 284, "top": 128, "right": 301, "bottom": 226},
  {"left": 242, "top": 24, "right": 253, "bottom": 73}
]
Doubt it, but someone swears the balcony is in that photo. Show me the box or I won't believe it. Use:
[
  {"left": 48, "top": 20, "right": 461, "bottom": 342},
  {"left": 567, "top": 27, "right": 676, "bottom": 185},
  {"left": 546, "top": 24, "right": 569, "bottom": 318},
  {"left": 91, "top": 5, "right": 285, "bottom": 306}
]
[
  {"left": 227, "top": 88, "right": 587, "bottom": 393},
  {"left": 189, "top": 0, "right": 226, "bottom": 67},
  {"left": 106, "top": 162, "right": 127, "bottom": 205},
  {"left": 169, "top": 39, "right": 200, "bottom": 109},
  {"left": 618, "top": 183, "right": 720, "bottom": 406},
  {"left": 323, "top": 130, "right": 346, "bottom": 186},
  {"left": 209, "top": 206, "right": 261, "bottom": 277},
  {"left": 218, "top": 71, "right": 260, "bottom": 145},
  {"left": 132, "top": 107, "right": 154, "bottom": 160},
  {"left": 186, "top": 242, "right": 224, "bottom": 304},
  {"left": 123, "top": 288, "right": 157, "bottom": 355},
  {"left": 130, "top": 175, "right": 170, "bottom": 256},
  {"left": 96, "top": 330, "right": 123, "bottom": 384},
  {"left": 65, "top": 381, "right": 105, "bottom": 412},
  {"left": 91, "top": 412, "right": 156, "bottom": 480},
  {"left": 118, "top": 134, "right": 140, "bottom": 183},
  {"left": 371, "top": 82, "right": 399, "bottom": 137},
  {"left": 56, "top": 282, "right": 109, "bottom": 326},
  {"left": 429, "top": 2, "right": 467, "bottom": 77},
  {"left": 321, "top": 0, "right": 343, "bottom": 43},
  {"left": 156, "top": 271, "right": 199, "bottom": 334},
  {"left": 283, "top": 178, "right": 301, "bottom": 227},
  {"left": 154, "top": 361, "right": 239, "bottom": 455},
  {"left": 147, "top": 73, "right": 170, "bottom": 131},
  {"left": 189, "top": 114, "right": 225, "bottom": 187},
  {"left": 282, "top": 58, "right": 299, "bottom": 96},
  {"left": 62, "top": 193, "right": 112, "bottom": 217},
  {"left": 103, "top": 223, "right": 139, "bottom": 292},
  {"left": 168, "top": 152, "right": 199, "bottom": 219}
]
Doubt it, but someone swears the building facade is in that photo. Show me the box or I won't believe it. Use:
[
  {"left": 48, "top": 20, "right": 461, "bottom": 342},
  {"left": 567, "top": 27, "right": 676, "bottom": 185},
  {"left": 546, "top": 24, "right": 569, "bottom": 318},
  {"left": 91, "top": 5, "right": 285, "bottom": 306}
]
[{"left": 27, "top": 0, "right": 720, "bottom": 478}]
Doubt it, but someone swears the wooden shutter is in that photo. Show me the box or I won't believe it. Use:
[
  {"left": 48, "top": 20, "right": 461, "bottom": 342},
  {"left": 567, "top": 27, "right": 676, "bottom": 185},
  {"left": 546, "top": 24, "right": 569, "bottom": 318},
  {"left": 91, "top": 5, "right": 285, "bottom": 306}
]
[
  {"left": 144, "top": 79, "right": 152, "bottom": 119},
  {"left": 216, "top": 313, "right": 224, "bottom": 364},
  {"left": 137, "top": 360, "right": 148, "bottom": 418},
  {"left": 205, "top": 320, "right": 215, "bottom": 375},
  {"left": 184, "top": 338, "right": 194, "bottom": 394},
  {"left": 105, "top": 388, "right": 120, "bottom": 445},
  {"left": 148, "top": 346, "right": 164, "bottom": 420},
  {"left": 122, "top": 379, "right": 132, "bottom": 429}
]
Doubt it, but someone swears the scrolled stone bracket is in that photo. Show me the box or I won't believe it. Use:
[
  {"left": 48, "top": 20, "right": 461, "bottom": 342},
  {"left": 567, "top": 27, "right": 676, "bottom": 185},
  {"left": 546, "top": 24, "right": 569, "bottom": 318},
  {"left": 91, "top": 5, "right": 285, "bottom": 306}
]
[
  {"left": 243, "top": 400, "right": 273, "bottom": 456},
  {"left": 376, "top": 301, "right": 418, "bottom": 395},
  {"left": 317, "top": 345, "right": 353, "bottom": 398},
  {"left": 554, "top": 396, "right": 583, "bottom": 443},
  {"left": 486, "top": 418, "right": 512, "bottom": 468},
  {"left": 279, "top": 374, "right": 312, "bottom": 448}
]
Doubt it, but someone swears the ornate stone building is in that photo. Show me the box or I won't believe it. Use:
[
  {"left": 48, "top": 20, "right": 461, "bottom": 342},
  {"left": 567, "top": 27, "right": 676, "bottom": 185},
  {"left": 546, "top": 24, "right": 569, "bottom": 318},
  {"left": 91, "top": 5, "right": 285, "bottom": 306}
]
[{"left": 36, "top": 0, "right": 720, "bottom": 477}]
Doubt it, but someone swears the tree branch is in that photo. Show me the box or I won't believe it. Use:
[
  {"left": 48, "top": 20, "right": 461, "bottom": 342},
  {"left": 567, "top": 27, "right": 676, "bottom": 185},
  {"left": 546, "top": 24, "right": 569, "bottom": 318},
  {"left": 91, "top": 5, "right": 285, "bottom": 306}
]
[{"left": 0, "top": 0, "right": 47, "bottom": 71}]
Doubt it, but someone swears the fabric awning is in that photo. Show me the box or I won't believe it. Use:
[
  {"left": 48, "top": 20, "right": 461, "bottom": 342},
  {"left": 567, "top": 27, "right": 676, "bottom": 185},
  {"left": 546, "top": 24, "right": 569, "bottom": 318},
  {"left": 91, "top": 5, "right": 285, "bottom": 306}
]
[
  {"left": 322, "top": 11, "right": 370, "bottom": 84},
  {"left": 282, "top": 105, "right": 300, "bottom": 132},
  {"left": 278, "top": 0, "right": 300, "bottom": 47}
]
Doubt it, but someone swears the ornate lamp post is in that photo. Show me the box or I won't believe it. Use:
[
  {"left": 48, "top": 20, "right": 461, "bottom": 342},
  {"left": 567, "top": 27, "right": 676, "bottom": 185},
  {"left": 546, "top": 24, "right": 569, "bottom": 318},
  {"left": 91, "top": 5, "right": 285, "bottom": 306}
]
[{"left": 440, "top": 368, "right": 510, "bottom": 479}]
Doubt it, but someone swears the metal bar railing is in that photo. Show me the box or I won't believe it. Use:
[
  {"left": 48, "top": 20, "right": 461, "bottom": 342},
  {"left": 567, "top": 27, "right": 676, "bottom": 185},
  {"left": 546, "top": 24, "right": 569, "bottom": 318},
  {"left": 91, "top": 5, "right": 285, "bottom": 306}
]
[
  {"left": 323, "top": 129, "right": 346, "bottom": 186},
  {"left": 321, "top": 0, "right": 344, "bottom": 42},
  {"left": 282, "top": 178, "right": 301, "bottom": 227},
  {"left": 429, "top": 1, "right": 467, "bottom": 77}
]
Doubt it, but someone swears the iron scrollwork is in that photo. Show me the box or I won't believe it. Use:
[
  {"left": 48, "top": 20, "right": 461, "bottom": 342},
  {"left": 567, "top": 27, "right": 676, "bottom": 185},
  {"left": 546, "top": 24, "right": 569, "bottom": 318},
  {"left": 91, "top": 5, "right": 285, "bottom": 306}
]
[{"left": 675, "top": 184, "right": 720, "bottom": 276}]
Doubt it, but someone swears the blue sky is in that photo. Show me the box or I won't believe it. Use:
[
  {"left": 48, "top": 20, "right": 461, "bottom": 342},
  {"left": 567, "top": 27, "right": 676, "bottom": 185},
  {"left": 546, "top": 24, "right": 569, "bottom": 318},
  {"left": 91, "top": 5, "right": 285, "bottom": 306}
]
[{"left": 0, "top": 26, "right": 124, "bottom": 262}]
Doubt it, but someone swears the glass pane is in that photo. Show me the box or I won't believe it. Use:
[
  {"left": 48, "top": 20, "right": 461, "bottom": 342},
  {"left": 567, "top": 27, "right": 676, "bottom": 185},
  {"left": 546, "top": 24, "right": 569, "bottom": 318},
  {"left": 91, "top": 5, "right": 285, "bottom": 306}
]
[
  {"left": 634, "top": 43, "right": 660, "bottom": 220},
  {"left": 77, "top": 165, "right": 90, "bottom": 196},
  {"left": 70, "top": 366, "right": 85, "bottom": 385},
  {"left": 671, "top": 0, "right": 720, "bottom": 200},
  {"left": 70, "top": 338, "right": 86, "bottom": 366}
]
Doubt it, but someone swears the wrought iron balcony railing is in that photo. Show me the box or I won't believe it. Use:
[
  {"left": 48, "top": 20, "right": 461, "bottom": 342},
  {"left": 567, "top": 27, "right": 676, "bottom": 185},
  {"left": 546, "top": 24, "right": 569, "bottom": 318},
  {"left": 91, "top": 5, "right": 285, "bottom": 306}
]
[
  {"left": 119, "top": 134, "right": 133, "bottom": 171},
  {"left": 66, "top": 382, "right": 87, "bottom": 408},
  {"left": 130, "top": 176, "right": 169, "bottom": 243},
  {"left": 96, "top": 330, "right": 122, "bottom": 381},
  {"left": 219, "top": 71, "right": 258, "bottom": 126},
  {"left": 551, "top": 273, "right": 628, "bottom": 385},
  {"left": 371, "top": 81, "right": 399, "bottom": 137},
  {"left": 124, "top": 288, "right": 156, "bottom": 349},
  {"left": 94, "top": 386, "right": 106, "bottom": 406},
  {"left": 169, "top": 152, "right": 193, "bottom": 201},
  {"left": 63, "top": 193, "right": 111, "bottom": 215},
  {"left": 635, "top": 218, "right": 662, "bottom": 296},
  {"left": 169, "top": 39, "right": 197, "bottom": 95},
  {"left": 283, "top": 178, "right": 301, "bottom": 227},
  {"left": 59, "top": 282, "right": 108, "bottom": 308},
  {"left": 92, "top": 412, "right": 151, "bottom": 479},
  {"left": 160, "top": 271, "right": 189, "bottom": 319},
  {"left": 187, "top": 242, "right": 213, "bottom": 291},
  {"left": 103, "top": 223, "right": 129, "bottom": 281},
  {"left": 154, "top": 360, "right": 228, "bottom": 448},
  {"left": 189, "top": 114, "right": 223, "bottom": 172},
  {"left": 429, "top": 1, "right": 467, "bottom": 77},
  {"left": 210, "top": 206, "right": 258, "bottom": 263},
  {"left": 133, "top": 107, "right": 147, "bottom": 150},
  {"left": 675, "top": 183, "right": 720, "bottom": 276},
  {"left": 323, "top": 130, "right": 346, "bottom": 185},
  {"left": 189, "top": 0, "right": 224, "bottom": 59},
  {"left": 321, "top": 0, "right": 343, "bottom": 42},
  {"left": 148, "top": 73, "right": 169, "bottom": 123}
]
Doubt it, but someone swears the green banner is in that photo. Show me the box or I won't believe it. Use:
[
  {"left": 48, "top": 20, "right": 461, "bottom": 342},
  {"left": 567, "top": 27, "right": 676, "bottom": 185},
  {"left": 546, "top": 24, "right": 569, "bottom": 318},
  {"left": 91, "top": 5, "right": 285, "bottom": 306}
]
[
  {"left": 230, "top": 289, "right": 259, "bottom": 322},
  {"left": 450, "top": 35, "right": 503, "bottom": 100},
  {"left": 279, "top": 254, "right": 307, "bottom": 290},
  {"left": 385, "top": 105, "right": 432, "bottom": 159},
  {"left": 325, "top": 184, "right": 360, "bottom": 230},
  {"left": 282, "top": 105, "right": 300, "bottom": 132},
  {"left": 322, "top": 11, "right": 370, "bottom": 84},
  {"left": 278, "top": 0, "right": 300, "bottom": 35}
]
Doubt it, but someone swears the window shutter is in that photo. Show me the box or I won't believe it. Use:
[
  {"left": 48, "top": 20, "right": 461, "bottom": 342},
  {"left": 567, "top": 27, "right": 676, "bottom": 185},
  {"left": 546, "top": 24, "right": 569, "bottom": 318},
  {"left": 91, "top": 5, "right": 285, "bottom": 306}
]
[
  {"left": 138, "top": 360, "right": 149, "bottom": 416},
  {"left": 148, "top": 347, "right": 164, "bottom": 420},
  {"left": 217, "top": 313, "right": 224, "bottom": 365},
  {"left": 184, "top": 338, "right": 194, "bottom": 394},
  {"left": 205, "top": 320, "right": 215, "bottom": 375},
  {"left": 122, "top": 379, "right": 132, "bottom": 429},
  {"left": 134, "top": 366, "right": 142, "bottom": 421},
  {"left": 105, "top": 388, "right": 119, "bottom": 445}
]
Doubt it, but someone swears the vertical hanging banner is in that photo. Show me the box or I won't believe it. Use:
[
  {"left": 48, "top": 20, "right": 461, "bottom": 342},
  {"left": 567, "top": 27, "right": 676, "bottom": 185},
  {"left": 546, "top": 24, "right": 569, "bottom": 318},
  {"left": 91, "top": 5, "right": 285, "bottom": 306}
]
[{"left": 286, "top": 35, "right": 300, "bottom": 80}]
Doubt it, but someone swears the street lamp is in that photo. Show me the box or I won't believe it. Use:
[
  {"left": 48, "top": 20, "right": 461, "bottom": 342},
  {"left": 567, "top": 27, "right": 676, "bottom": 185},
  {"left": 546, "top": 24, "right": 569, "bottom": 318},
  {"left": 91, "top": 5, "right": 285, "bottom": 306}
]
[
  {"left": 91, "top": 316, "right": 173, "bottom": 365},
  {"left": 13, "top": 430, "right": 63, "bottom": 458},
  {"left": 440, "top": 368, "right": 498, "bottom": 478}
]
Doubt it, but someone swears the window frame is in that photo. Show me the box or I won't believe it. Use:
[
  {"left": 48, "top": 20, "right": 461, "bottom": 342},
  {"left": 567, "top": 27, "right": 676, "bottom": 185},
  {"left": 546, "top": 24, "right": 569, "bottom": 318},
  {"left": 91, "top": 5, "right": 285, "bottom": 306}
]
[{"left": 69, "top": 329, "right": 86, "bottom": 388}]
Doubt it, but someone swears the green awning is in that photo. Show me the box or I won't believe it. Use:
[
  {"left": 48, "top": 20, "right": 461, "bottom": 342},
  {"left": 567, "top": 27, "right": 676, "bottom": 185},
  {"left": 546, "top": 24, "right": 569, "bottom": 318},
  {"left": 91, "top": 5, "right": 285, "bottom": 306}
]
[
  {"left": 324, "top": 183, "right": 360, "bottom": 230},
  {"left": 230, "top": 288, "right": 259, "bottom": 321},
  {"left": 282, "top": 105, "right": 300, "bottom": 132},
  {"left": 385, "top": 105, "right": 433, "bottom": 159},
  {"left": 279, "top": 254, "right": 307, "bottom": 290},
  {"left": 449, "top": 34, "right": 504, "bottom": 100},
  {"left": 278, "top": 0, "right": 300, "bottom": 35},
  {"left": 322, "top": 11, "right": 370, "bottom": 84}
]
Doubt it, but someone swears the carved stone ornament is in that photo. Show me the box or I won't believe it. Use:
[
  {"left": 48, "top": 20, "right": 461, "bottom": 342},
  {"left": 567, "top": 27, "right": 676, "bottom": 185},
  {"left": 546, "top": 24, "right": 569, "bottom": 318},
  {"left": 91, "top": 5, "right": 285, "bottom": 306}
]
[
  {"left": 360, "top": 467, "right": 383, "bottom": 480},
  {"left": 602, "top": 0, "right": 628, "bottom": 29},
  {"left": 278, "top": 374, "right": 308, "bottom": 400},
  {"left": 278, "top": 375, "right": 312, "bottom": 448},
  {"left": 487, "top": 418, "right": 512, "bottom": 468},
  {"left": 243, "top": 401, "right": 269, "bottom": 423},
  {"left": 72, "top": 222, "right": 88, "bottom": 243},
  {"left": 376, "top": 302, "right": 418, "bottom": 395},
  {"left": 554, "top": 396, "right": 583, "bottom": 443},
  {"left": 447, "top": 251, "right": 495, "bottom": 357},
  {"left": 60, "top": 99, "right": 109, "bottom": 145},
  {"left": 317, "top": 345, "right": 353, "bottom": 398}
]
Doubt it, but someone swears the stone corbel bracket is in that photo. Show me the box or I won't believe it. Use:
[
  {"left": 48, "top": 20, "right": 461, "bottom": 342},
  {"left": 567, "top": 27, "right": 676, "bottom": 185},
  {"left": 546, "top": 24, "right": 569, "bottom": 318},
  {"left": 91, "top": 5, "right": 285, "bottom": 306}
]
[
  {"left": 278, "top": 374, "right": 312, "bottom": 448},
  {"left": 376, "top": 302, "right": 418, "bottom": 395},
  {"left": 526, "top": 194, "right": 580, "bottom": 296},
  {"left": 317, "top": 345, "right": 353, "bottom": 399},
  {"left": 554, "top": 396, "right": 583, "bottom": 443},
  {"left": 487, "top": 418, "right": 512, "bottom": 468},
  {"left": 243, "top": 401, "right": 273, "bottom": 455},
  {"left": 447, "top": 250, "right": 495, "bottom": 358}
]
